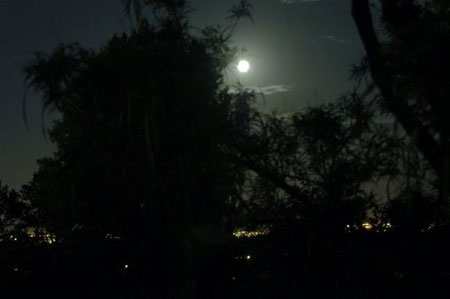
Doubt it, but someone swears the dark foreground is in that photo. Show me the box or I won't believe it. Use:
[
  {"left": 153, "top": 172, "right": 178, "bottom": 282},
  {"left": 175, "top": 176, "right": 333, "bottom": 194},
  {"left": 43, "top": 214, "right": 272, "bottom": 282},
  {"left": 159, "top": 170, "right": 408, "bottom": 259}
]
[{"left": 1, "top": 228, "right": 449, "bottom": 299}]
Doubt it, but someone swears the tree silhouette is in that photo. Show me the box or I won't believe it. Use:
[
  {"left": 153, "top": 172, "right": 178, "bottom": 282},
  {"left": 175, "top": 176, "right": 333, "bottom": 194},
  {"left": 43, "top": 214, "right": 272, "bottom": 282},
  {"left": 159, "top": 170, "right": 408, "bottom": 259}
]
[
  {"left": 352, "top": 0, "right": 450, "bottom": 221},
  {"left": 0, "top": 181, "right": 30, "bottom": 237},
  {"left": 228, "top": 92, "right": 399, "bottom": 231},
  {"left": 14, "top": 1, "right": 447, "bottom": 297},
  {"left": 222, "top": 90, "right": 404, "bottom": 296},
  {"left": 22, "top": 2, "right": 254, "bottom": 298}
]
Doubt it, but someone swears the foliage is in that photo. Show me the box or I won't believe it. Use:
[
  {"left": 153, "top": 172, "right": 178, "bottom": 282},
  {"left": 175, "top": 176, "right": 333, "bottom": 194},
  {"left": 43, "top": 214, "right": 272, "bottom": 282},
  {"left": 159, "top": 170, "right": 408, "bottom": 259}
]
[
  {"left": 351, "top": 0, "right": 450, "bottom": 220},
  {"left": 0, "top": 181, "right": 32, "bottom": 237},
  {"left": 24, "top": 9, "right": 249, "bottom": 235},
  {"left": 21, "top": 2, "right": 255, "bottom": 297},
  {"left": 385, "top": 185, "right": 439, "bottom": 232},
  {"left": 2, "top": 1, "right": 447, "bottom": 297},
  {"left": 226, "top": 92, "right": 400, "bottom": 233}
]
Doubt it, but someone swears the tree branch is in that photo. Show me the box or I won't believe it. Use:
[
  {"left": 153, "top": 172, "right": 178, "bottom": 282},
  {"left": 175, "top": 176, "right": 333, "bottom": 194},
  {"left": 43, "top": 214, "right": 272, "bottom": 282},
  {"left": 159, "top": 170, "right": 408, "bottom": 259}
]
[
  {"left": 351, "top": 0, "right": 444, "bottom": 178},
  {"left": 226, "top": 153, "right": 310, "bottom": 207}
]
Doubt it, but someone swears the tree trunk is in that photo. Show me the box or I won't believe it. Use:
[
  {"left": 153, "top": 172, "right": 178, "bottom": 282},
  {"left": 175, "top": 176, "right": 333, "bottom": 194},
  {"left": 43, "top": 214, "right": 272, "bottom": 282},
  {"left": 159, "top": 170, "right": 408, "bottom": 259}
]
[{"left": 351, "top": 0, "right": 450, "bottom": 223}]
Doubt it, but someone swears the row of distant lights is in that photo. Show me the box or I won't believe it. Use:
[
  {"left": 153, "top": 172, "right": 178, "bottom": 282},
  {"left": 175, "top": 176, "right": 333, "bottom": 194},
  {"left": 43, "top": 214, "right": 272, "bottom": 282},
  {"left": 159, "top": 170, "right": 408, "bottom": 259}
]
[
  {"left": 231, "top": 223, "right": 394, "bottom": 238},
  {"left": 2, "top": 232, "right": 123, "bottom": 244},
  {"left": 2, "top": 221, "right": 436, "bottom": 245},
  {"left": 345, "top": 222, "right": 393, "bottom": 232},
  {"left": 233, "top": 228, "right": 270, "bottom": 238},
  {"left": 28, "top": 232, "right": 57, "bottom": 244},
  {"left": 233, "top": 222, "right": 436, "bottom": 237},
  {"left": 347, "top": 222, "right": 436, "bottom": 232},
  {"left": 0, "top": 232, "right": 56, "bottom": 244},
  {"left": 13, "top": 222, "right": 434, "bottom": 275}
]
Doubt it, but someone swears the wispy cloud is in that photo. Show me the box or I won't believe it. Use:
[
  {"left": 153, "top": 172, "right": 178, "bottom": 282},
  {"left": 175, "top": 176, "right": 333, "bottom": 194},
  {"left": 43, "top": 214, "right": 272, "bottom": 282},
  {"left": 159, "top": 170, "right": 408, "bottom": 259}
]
[
  {"left": 228, "top": 84, "right": 293, "bottom": 96},
  {"left": 323, "top": 35, "right": 349, "bottom": 44}
]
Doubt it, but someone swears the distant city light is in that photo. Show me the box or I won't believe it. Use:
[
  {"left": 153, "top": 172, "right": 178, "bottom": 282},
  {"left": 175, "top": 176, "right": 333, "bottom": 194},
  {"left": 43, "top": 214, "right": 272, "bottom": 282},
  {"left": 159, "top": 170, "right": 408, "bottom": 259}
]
[
  {"left": 345, "top": 222, "right": 396, "bottom": 233},
  {"left": 362, "top": 222, "right": 373, "bottom": 230},
  {"left": 105, "top": 233, "right": 122, "bottom": 241},
  {"left": 233, "top": 228, "right": 269, "bottom": 238},
  {"left": 234, "top": 255, "right": 253, "bottom": 261}
]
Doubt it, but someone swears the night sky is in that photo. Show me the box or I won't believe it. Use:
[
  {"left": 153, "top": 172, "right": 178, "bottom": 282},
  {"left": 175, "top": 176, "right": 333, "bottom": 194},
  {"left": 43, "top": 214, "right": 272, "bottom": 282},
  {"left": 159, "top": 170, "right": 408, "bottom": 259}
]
[{"left": 0, "top": 0, "right": 363, "bottom": 190}]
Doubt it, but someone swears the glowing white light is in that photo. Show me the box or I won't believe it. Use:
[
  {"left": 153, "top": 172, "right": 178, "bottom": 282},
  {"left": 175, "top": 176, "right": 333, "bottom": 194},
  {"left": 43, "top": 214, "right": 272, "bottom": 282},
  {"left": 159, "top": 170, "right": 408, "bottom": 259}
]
[
  {"left": 237, "top": 60, "right": 250, "bottom": 73},
  {"left": 246, "top": 255, "right": 251, "bottom": 260},
  {"left": 124, "top": 264, "right": 129, "bottom": 269}
]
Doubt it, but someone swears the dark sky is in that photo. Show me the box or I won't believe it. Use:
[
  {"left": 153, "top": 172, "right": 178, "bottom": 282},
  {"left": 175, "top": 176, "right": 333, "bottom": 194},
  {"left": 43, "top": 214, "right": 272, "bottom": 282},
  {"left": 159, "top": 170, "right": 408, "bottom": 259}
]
[{"left": 0, "top": 0, "right": 364, "bottom": 190}]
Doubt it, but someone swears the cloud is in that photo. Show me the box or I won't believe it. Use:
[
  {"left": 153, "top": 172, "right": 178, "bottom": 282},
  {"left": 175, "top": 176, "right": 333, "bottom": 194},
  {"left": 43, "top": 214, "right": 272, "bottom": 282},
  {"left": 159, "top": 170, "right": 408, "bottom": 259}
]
[
  {"left": 228, "top": 84, "right": 293, "bottom": 96},
  {"left": 256, "top": 85, "right": 293, "bottom": 95},
  {"left": 323, "top": 35, "right": 349, "bottom": 44}
]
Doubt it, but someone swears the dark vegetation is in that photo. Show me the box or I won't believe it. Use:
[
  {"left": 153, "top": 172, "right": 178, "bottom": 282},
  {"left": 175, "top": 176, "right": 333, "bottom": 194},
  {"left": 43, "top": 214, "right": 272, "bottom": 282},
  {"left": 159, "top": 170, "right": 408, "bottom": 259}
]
[{"left": 1, "top": 0, "right": 449, "bottom": 298}]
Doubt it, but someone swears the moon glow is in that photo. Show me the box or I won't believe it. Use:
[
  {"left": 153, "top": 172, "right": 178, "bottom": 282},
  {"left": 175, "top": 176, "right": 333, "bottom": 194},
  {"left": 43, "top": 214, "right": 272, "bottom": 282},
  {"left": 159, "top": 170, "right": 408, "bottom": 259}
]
[{"left": 237, "top": 60, "right": 250, "bottom": 73}]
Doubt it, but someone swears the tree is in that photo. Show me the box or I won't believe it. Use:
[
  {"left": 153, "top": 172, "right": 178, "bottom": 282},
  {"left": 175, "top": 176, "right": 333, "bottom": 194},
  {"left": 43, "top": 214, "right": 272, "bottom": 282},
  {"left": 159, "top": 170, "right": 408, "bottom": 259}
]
[
  {"left": 0, "top": 181, "right": 32, "bottom": 237},
  {"left": 23, "top": 1, "right": 254, "bottom": 298},
  {"left": 221, "top": 91, "right": 402, "bottom": 297},
  {"left": 227, "top": 92, "right": 398, "bottom": 232},
  {"left": 351, "top": 0, "right": 450, "bottom": 220}
]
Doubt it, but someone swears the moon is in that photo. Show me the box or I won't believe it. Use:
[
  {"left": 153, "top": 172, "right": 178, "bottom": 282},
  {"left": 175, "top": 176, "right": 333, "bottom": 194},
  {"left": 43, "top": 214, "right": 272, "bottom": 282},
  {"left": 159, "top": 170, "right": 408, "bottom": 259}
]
[{"left": 237, "top": 60, "right": 250, "bottom": 73}]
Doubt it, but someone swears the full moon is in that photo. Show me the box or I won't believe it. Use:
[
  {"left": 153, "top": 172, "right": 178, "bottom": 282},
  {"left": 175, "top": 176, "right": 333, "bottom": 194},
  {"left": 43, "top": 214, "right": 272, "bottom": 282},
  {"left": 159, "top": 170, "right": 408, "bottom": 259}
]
[{"left": 237, "top": 60, "right": 250, "bottom": 73}]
